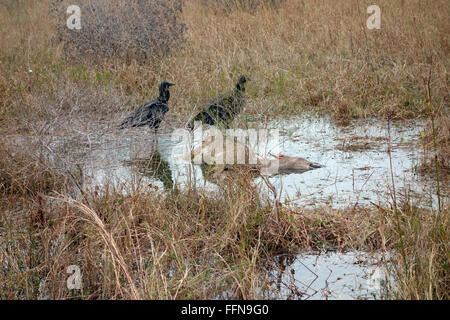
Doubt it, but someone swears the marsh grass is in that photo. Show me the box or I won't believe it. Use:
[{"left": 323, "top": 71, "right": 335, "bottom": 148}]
[
  {"left": 50, "top": 0, "right": 186, "bottom": 64},
  {"left": 374, "top": 196, "right": 449, "bottom": 299},
  {"left": 1, "top": 0, "right": 448, "bottom": 155},
  {"left": 0, "top": 0, "right": 449, "bottom": 299},
  {"left": 0, "top": 147, "right": 391, "bottom": 299},
  {"left": 1, "top": 136, "right": 447, "bottom": 299},
  {"left": 201, "top": 0, "right": 286, "bottom": 12}
]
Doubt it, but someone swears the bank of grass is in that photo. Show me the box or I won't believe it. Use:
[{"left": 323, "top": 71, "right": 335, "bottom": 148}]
[
  {"left": 1, "top": 1, "right": 448, "bottom": 120},
  {"left": 1, "top": 0, "right": 448, "bottom": 165},
  {"left": 0, "top": 0, "right": 449, "bottom": 299}
]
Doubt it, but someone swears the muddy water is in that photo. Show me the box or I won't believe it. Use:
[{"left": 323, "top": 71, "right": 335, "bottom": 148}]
[
  {"left": 258, "top": 116, "right": 437, "bottom": 208},
  {"left": 265, "top": 251, "right": 392, "bottom": 300},
  {"left": 37, "top": 115, "right": 435, "bottom": 209}
]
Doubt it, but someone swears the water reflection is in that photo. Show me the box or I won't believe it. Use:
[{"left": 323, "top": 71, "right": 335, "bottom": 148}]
[
  {"left": 8, "top": 116, "right": 440, "bottom": 209},
  {"left": 124, "top": 150, "right": 174, "bottom": 190},
  {"left": 265, "top": 251, "right": 392, "bottom": 300}
]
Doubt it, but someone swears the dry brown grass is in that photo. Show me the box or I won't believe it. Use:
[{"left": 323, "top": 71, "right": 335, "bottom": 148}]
[
  {"left": 0, "top": 136, "right": 448, "bottom": 299},
  {"left": 0, "top": 0, "right": 448, "bottom": 300},
  {"left": 374, "top": 201, "right": 449, "bottom": 299},
  {"left": 1, "top": 0, "right": 448, "bottom": 158},
  {"left": 50, "top": 0, "right": 186, "bottom": 64},
  {"left": 0, "top": 143, "right": 389, "bottom": 299},
  {"left": 1, "top": 0, "right": 448, "bottom": 122}
]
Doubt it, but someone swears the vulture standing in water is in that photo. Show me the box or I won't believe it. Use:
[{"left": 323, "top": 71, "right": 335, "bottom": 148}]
[
  {"left": 119, "top": 81, "right": 174, "bottom": 133},
  {"left": 118, "top": 81, "right": 174, "bottom": 148}
]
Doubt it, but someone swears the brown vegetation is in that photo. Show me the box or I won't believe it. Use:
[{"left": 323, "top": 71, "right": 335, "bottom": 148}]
[{"left": 0, "top": 0, "right": 448, "bottom": 299}]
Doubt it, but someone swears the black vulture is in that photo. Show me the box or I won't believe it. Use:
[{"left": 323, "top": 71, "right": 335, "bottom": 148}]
[
  {"left": 188, "top": 75, "right": 249, "bottom": 130},
  {"left": 119, "top": 81, "right": 174, "bottom": 134}
]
